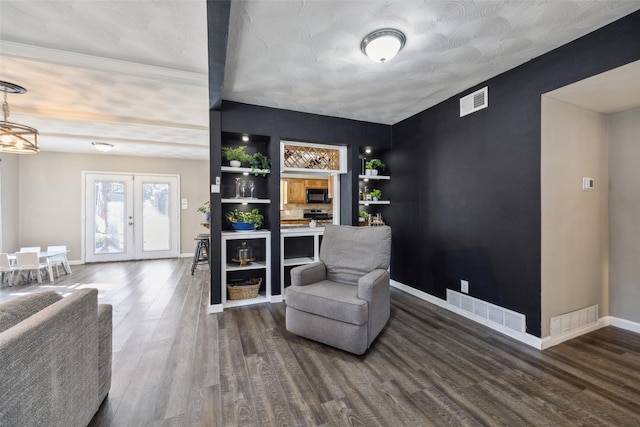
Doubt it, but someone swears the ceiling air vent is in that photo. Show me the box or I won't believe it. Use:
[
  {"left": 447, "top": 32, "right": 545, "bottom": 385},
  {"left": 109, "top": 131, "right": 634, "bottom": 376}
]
[{"left": 460, "top": 86, "right": 488, "bottom": 117}]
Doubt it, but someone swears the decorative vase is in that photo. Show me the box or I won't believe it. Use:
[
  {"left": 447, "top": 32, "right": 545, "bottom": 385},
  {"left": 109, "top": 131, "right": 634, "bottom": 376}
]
[
  {"left": 370, "top": 169, "right": 379, "bottom": 176},
  {"left": 230, "top": 160, "right": 241, "bottom": 168},
  {"left": 204, "top": 212, "right": 211, "bottom": 223},
  {"left": 365, "top": 169, "right": 373, "bottom": 176},
  {"left": 231, "top": 222, "right": 255, "bottom": 231}
]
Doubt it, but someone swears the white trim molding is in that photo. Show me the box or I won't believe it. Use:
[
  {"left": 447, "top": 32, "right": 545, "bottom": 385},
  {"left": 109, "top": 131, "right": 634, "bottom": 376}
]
[
  {"left": 208, "top": 304, "right": 224, "bottom": 314},
  {"left": 608, "top": 316, "right": 640, "bottom": 334},
  {"left": 391, "top": 280, "right": 543, "bottom": 349}
]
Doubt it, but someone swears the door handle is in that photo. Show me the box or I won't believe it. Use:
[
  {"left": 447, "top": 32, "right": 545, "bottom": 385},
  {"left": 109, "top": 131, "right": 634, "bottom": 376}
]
[{"left": 129, "top": 221, "right": 134, "bottom": 225}]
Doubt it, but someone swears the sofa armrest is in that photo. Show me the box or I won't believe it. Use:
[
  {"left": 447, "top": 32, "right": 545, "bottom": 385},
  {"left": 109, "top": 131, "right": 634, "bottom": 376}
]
[
  {"left": 97, "top": 303, "right": 112, "bottom": 402},
  {"left": 358, "top": 269, "right": 390, "bottom": 346},
  {"left": 290, "top": 262, "right": 326, "bottom": 286}
]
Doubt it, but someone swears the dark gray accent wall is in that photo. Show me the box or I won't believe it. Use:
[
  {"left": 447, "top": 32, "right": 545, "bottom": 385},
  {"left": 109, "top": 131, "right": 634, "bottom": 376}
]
[{"left": 391, "top": 10, "right": 640, "bottom": 337}]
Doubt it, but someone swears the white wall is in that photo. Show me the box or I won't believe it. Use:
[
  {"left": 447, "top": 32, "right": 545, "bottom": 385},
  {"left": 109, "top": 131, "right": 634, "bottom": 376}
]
[
  {"left": 608, "top": 107, "right": 640, "bottom": 324},
  {"left": 541, "top": 96, "right": 609, "bottom": 337},
  {"left": 16, "top": 152, "right": 209, "bottom": 261},
  {"left": 0, "top": 154, "right": 20, "bottom": 252}
]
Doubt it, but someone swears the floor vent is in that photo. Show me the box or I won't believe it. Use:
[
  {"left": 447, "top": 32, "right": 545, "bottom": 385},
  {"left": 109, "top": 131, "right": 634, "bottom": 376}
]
[
  {"left": 550, "top": 305, "right": 598, "bottom": 337},
  {"left": 447, "top": 289, "right": 526, "bottom": 334},
  {"left": 460, "top": 86, "right": 488, "bottom": 117}
]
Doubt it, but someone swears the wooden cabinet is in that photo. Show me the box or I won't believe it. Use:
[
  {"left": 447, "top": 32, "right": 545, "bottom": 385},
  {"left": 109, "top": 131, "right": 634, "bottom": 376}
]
[
  {"left": 283, "top": 177, "right": 330, "bottom": 204},
  {"left": 305, "top": 179, "right": 328, "bottom": 189},
  {"left": 284, "top": 179, "right": 306, "bottom": 204}
]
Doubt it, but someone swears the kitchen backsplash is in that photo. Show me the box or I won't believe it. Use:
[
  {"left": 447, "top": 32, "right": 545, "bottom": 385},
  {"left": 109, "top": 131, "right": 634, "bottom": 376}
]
[{"left": 281, "top": 202, "right": 332, "bottom": 219}]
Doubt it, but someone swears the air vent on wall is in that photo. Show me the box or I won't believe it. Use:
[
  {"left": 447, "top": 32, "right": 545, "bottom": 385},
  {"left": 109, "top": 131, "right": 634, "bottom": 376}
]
[{"left": 460, "top": 86, "right": 488, "bottom": 117}]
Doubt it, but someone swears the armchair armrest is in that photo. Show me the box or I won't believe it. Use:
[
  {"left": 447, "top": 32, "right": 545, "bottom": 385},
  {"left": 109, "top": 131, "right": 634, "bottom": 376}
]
[
  {"left": 358, "top": 269, "right": 390, "bottom": 347},
  {"left": 357, "top": 269, "right": 390, "bottom": 302},
  {"left": 291, "top": 262, "right": 326, "bottom": 286}
]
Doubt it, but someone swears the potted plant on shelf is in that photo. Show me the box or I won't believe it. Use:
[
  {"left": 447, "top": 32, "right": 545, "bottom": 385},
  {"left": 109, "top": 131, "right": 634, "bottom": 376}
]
[
  {"left": 365, "top": 159, "right": 386, "bottom": 176},
  {"left": 222, "top": 146, "right": 251, "bottom": 167},
  {"left": 226, "top": 208, "right": 264, "bottom": 231},
  {"left": 370, "top": 189, "right": 382, "bottom": 201},
  {"left": 197, "top": 200, "right": 210, "bottom": 223},
  {"left": 359, "top": 210, "right": 369, "bottom": 224},
  {"left": 250, "top": 152, "right": 272, "bottom": 176}
]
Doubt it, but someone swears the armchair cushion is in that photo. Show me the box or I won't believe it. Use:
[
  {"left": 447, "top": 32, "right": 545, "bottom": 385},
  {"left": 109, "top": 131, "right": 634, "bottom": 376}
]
[
  {"left": 320, "top": 225, "right": 391, "bottom": 285},
  {"left": 286, "top": 280, "right": 368, "bottom": 325}
]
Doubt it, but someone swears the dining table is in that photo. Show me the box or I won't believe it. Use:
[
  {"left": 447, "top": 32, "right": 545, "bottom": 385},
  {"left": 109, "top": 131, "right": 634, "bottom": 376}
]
[{"left": 8, "top": 249, "right": 71, "bottom": 283}]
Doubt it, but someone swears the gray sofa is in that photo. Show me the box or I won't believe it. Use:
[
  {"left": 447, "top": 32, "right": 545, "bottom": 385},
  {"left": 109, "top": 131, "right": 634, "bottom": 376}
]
[
  {"left": 286, "top": 225, "right": 391, "bottom": 355},
  {"left": 0, "top": 288, "right": 112, "bottom": 426}
]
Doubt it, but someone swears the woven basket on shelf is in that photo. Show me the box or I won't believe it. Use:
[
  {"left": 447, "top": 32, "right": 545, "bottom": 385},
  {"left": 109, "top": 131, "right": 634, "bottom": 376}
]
[{"left": 227, "top": 278, "right": 262, "bottom": 300}]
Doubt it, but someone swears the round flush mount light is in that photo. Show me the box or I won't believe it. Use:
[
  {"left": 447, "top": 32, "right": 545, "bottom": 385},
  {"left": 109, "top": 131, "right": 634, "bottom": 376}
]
[
  {"left": 361, "top": 28, "right": 406, "bottom": 63},
  {"left": 92, "top": 142, "right": 114, "bottom": 152}
]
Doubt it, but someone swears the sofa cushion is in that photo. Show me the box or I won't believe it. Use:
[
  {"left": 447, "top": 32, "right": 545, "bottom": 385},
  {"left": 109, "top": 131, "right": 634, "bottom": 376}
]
[
  {"left": 0, "top": 291, "right": 63, "bottom": 333},
  {"left": 287, "top": 280, "right": 368, "bottom": 325},
  {"left": 320, "top": 225, "right": 391, "bottom": 285}
]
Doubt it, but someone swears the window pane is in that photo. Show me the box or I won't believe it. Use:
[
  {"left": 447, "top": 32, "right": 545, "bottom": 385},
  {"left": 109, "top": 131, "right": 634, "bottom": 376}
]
[
  {"left": 94, "top": 181, "right": 126, "bottom": 254},
  {"left": 142, "top": 183, "right": 171, "bottom": 251}
]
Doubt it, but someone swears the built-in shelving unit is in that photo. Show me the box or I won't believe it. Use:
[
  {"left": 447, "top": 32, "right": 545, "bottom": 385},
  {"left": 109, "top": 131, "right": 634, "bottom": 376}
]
[
  {"left": 358, "top": 174, "right": 390, "bottom": 180},
  {"left": 222, "top": 230, "right": 271, "bottom": 308}
]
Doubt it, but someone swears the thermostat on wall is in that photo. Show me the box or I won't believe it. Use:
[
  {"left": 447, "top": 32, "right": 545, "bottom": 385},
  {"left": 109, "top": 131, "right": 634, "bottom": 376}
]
[{"left": 582, "top": 177, "right": 595, "bottom": 191}]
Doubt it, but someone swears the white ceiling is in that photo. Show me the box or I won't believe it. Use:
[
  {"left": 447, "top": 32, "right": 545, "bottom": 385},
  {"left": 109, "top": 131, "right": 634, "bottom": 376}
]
[{"left": 1, "top": 1, "right": 639, "bottom": 159}]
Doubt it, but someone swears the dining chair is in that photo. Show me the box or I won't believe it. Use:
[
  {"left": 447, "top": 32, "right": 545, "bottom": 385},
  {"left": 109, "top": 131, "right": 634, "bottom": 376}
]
[
  {"left": 0, "top": 253, "right": 17, "bottom": 287},
  {"left": 47, "top": 245, "right": 71, "bottom": 277},
  {"left": 15, "top": 252, "right": 49, "bottom": 284},
  {"left": 20, "top": 247, "right": 41, "bottom": 253}
]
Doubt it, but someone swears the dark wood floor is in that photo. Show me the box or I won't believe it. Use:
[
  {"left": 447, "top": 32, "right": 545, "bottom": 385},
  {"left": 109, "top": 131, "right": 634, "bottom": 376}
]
[{"left": 2, "top": 259, "right": 640, "bottom": 426}]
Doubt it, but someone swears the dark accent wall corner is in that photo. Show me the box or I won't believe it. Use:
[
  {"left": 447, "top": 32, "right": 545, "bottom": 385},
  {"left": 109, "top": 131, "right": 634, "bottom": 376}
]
[{"left": 390, "top": 10, "right": 640, "bottom": 338}]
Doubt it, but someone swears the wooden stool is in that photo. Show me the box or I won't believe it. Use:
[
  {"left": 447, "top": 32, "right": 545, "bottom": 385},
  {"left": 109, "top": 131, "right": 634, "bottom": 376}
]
[{"left": 191, "top": 235, "right": 210, "bottom": 275}]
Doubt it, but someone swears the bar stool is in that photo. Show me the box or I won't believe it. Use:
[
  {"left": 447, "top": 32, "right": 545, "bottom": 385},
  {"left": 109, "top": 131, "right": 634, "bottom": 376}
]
[{"left": 191, "top": 234, "right": 210, "bottom": 275}]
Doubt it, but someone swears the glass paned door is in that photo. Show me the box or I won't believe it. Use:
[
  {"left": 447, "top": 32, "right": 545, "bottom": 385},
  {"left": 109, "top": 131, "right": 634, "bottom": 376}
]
[
  {"left": 86, "top": 174, "right": 134, "bottom": 262},
  {"left": 134, "top": 176, "right": 179, "bottom": 259},
  {"left": 85, "top": 173, "right": 179, "bottom": 262}
]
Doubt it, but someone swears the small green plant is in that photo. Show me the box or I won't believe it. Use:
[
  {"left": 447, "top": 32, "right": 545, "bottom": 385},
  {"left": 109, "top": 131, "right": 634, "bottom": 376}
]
[
  {"left": 370, "top": 189, "right": 382, "bottom": 200},
  {"left": 197, "top": 200, "right": 210, "bottom": 214},
  {"left": 250, "top": 152, "right": 272, "bottom": 175},
  {"left": 222, "top": 146, "right": 251, "bottom": 163},
  {"left": 365, "top": 158, "right": 386, "bottom": 170},
  {"left": 359, "top": 210, "right": 369, "bottom": 220},
  {"left": 226, "top": 208, "right": 264, "bottom": 229}
]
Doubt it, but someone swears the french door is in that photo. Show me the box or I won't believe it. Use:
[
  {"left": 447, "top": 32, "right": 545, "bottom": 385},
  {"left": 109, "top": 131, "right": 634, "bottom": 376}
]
[{"left": 84, "top": 172, "right": 180, "bottom": 262}]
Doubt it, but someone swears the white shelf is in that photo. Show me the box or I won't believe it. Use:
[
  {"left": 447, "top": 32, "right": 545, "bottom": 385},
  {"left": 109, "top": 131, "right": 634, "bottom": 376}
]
[
  {"left": 224, "top": 293, "right": 269, "bottom": 308},
  {"left": 359, "top": 200, "right": 390, "bottom": 205},
  {"left": 221, "top": 166, "right": 270, "bottom": 174},
  {"left": 222, "top": 230, "right": 270, "bottom": 238},
  {"left": 226, "top": 260, "right": 268, "bottom": 271},
  {"left": 283, "top": 256, "right": 315, "bottom": 267},
  {"left": 358, "top": 174, "right": 390, "bottom": 180},
  {"left": 222, "top": 198, "right": 271, "bottom": 204}
]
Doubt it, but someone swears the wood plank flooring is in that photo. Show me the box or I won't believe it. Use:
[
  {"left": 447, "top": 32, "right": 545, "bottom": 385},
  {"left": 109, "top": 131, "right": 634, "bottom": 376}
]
[{"left": 2, "top": 259, "right": 640, "bottom": 426}]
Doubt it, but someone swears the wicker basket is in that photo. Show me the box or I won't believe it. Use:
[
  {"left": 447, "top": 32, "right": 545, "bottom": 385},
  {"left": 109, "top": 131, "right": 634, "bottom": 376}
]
[{"left": 227, "top": 278, "right": 262, "bottom": 300}]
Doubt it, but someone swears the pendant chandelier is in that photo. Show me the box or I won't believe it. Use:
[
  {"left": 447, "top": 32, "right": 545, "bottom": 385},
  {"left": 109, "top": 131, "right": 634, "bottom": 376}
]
[{"left": 0, "top": 81, "right": 39, "bottom": 154}]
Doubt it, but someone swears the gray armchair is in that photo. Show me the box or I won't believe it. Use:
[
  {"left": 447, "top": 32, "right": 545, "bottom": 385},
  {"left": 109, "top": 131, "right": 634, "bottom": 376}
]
[{"left": 286, "top": 224, "right": 391, "bottom": 355}]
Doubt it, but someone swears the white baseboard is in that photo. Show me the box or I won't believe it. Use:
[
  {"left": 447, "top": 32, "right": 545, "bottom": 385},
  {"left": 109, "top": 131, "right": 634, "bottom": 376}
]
[
  {"left": 608, "top": 316, "right": 640, "bottom": 334},
  {"left": 208, "top": 304, "right": 223, "bottom": 314},
  {"left": 541, "top": 318, "right": 608, "bottom": 349},
  {"left": 271, "top": 295, "right": 283, "bottom": 303},
  {"left": 180, "top": 253, "right": 194, "bottom": 258},
  {"left": 391, "top": 280, "right": 543, "bottom": 350},
  {"left": 391, "top": 280, "right": 640, "bottom": 349}
]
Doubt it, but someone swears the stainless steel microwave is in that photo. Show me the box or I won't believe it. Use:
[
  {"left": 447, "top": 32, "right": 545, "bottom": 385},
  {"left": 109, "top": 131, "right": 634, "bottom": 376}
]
[{"left": 306, "top": 188, "right": 330, "bottom": 204}]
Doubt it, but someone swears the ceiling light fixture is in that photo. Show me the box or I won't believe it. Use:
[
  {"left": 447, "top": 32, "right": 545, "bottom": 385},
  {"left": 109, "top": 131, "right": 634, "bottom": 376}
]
[
  {"left": 0, "top": 81, "right": 39, "bottom": 154},
  {"left": 361, "top": 28, "right": 406, "bottom": 63},
  {"left": 92, "top": 142, "right": 114, "bottom": 152}
]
